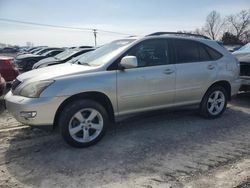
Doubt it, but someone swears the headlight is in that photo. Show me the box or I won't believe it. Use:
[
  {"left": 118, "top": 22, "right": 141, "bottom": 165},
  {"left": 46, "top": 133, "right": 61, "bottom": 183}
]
[{"left": 19, "top": 80, "right": 54, "bottom": 98}]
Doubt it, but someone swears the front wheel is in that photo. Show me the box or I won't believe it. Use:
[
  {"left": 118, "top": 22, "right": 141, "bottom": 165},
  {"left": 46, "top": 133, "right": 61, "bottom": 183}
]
[
  {"left": 59, "top": 100, "right": 109, "bottom": 148},
  {"left": 200, "top": 86, "right": 228, "bottom": 118}
]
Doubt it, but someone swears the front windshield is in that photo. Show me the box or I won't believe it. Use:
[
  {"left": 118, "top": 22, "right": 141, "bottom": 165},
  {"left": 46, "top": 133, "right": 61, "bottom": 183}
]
[
  {"left": 42, "top": 50, "right": 54, "bottom": 56},
  {"left": 55, "top": 49, "right": 79, "bottom": 61},
  {"left": 67, "top": 52, "right": 91, "bottom": 64},
  {"left": 33, "top": 48, "right": 44, "bottom": 55},
  {"left": 237, "top": 43, "right": 250, "bottom": 52},
  {"left": 76, "top": 39, "right": 135, "bottom": 66}
]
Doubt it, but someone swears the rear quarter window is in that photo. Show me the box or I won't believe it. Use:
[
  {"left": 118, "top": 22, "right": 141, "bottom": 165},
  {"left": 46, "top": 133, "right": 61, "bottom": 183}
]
[
  {"left": 199, "top": 45, "right": 211, "bottom": 61},
  {"left": 205, "top": 46, "right": 223, "bottom": 60},
  {"left": 173, "top": 39, "right": 223, "bottom": 63}
]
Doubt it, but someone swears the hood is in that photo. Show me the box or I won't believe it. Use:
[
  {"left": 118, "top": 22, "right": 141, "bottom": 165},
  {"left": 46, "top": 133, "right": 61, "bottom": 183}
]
[
  {"left": 17, "top": 63, "right": 98, "bottom": 82},
  {"left": 33, "top": 57, "right": 58, "bottom": 68},
  {"left": 233, "top": 53, "right": 250, "bottom": 63},
  {"left": 16, "top": 53, "right": 41, "bottom": 60}
]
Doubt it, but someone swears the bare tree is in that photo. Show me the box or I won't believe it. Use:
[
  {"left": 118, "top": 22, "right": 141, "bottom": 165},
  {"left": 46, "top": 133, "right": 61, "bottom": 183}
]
[
  {"left": 227, "top": 10, "right": 250, "bottom": 40},
  {"left": 193, "top": 28, "right": 205, "bottom": 36},
  {"left": 242, "top": 30, "right": 250, "bottom": 43},
  {"left": 203, "top": 11, "right": 224, "bottom": 40}
]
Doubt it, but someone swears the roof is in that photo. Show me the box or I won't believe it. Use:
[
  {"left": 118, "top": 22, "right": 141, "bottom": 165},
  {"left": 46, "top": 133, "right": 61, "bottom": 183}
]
[{"left": 0, "top": 56, "right": 14, "bottom": 60}]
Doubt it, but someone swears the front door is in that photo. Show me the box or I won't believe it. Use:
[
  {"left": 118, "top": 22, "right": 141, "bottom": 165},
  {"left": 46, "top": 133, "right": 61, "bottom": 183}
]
[{"left": 117, "top": 39, "right": 176, "bottom": 115}]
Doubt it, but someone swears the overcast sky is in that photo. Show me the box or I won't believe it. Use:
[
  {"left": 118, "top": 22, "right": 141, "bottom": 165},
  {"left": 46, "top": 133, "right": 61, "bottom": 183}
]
[{"left": 0, "top": 0, "right": 249, "bottom": 47}]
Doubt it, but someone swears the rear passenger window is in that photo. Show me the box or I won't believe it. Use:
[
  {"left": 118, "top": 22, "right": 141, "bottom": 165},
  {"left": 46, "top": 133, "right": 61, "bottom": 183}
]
[
  {"left": 174, "top": 40, "right": 199, "bottom": 63},
  {"left": 205, "top": 46, "right": 222, "bottom": 60}
]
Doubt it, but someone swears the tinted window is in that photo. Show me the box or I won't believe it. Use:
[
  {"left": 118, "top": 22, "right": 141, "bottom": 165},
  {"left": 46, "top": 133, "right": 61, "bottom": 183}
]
[
  {"left": 174, "top": 40, "right": 199, "bottom": 63},
  {"left": 126, "top": 40, "right": 168, "bottom": 67},
  {"left": 205, "top": 46, "right": 222, "bottom": 60},
  {"left": 199, "top": 45, "right": 211, "bottom": 61}
]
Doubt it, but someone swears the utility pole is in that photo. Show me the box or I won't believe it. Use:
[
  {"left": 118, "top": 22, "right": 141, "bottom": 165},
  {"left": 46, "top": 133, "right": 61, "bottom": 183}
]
[{"left": 93, "top": 29, "right": 97, "bottom": 47}]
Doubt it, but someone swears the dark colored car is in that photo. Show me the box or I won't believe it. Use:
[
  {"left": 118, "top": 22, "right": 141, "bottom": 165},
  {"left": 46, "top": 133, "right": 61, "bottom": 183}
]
[
  {"left": 15, "top": 48, "right": 64, "bottom": 72},
  {"left": 0, "top": 56, "right": 19, "bottom": 82},
  {"left": 0, "top": 47, "right": 19, "bottom": 54},
  {"left": 0, "top": 74, "right": 6, "bottom": 97},
  {"left": 33, "top": 48, "right": 94, "bottom": 69}
]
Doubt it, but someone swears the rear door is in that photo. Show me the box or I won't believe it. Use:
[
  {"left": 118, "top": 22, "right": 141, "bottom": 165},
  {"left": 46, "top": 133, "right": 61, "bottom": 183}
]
[
  {"left": 117, "top": 39, "right": 176, "bottom": 115},
  {"left": 173, "top": 39, "right": 220, "bottom": 105}
]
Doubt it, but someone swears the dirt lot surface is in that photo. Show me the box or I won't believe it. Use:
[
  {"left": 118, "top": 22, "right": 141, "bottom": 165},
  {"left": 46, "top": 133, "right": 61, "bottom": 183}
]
[{"left": 0, "top": 93, "right": 250, "bottom": 188}]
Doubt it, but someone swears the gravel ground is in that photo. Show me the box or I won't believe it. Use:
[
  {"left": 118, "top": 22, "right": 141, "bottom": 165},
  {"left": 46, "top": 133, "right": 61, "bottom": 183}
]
[{"left": 0, "top": 93, "right": 250, "bottom": 188}]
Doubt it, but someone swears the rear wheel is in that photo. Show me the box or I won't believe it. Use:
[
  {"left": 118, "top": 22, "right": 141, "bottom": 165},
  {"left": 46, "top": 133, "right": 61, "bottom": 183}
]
[
  {"left": 59, "top": 99, "right": 108, "bottom": 148},
  {"left": 200, "top": 86, "right": 228, "bottom": 118}
]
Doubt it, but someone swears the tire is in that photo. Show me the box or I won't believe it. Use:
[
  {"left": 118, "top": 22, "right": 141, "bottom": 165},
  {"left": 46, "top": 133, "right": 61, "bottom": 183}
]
[
  {"left": 200, "top": 86, "right": 228, "bottom": 119},
  {"left": 59, "top": 99, "right": 109, "bottom": 148}
]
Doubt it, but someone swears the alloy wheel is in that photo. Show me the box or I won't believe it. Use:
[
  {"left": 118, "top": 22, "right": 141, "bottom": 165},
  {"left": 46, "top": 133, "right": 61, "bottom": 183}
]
[
  {"left": 68, "top": 108, "right": 104, "bottom": 143},
  {"left": 207, "top": 90, "right": 225, "bottom": 115}
]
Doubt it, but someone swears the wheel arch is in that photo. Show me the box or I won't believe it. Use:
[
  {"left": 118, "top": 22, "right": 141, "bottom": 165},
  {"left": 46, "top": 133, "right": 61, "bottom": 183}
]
[
  {"left": 205, "top": 80, "right": 232, "bottom": 101},
  {"left": 53, "top": 91, "right": 115, "bottom": 128}
]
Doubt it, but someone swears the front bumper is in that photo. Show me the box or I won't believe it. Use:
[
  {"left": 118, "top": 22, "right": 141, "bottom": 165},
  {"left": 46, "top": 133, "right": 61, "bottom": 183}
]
[{"left": 4, "top": 91, "right": 67, "bottom": 126}]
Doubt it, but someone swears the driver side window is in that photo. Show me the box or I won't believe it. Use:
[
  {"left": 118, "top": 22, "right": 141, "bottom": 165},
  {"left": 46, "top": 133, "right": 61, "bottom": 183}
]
[{"left": 126, "top": 39, "right": 168, "bottom": 68}]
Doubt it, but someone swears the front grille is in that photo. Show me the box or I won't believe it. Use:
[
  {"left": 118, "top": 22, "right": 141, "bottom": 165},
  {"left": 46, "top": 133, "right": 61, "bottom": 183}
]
[{"left": 11, "top": 79, "right": 21, "bottom": 91}]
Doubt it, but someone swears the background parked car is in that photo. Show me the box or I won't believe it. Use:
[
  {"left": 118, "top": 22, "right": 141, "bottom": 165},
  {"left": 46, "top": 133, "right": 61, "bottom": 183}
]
[
  {"left": 32, "top": 47, "right": 61, "bottom": 56},
  {"left": 233, "top": 43, "right": 250, "bottom": 76},
  {"left": 233, "top": 43, "right": 250, "bottom": 91},
  {"left": 0, "top": 47, "right": 19, "bottom": 54},
  {"left": 0, "top": 56, "right": 19, "bottom": 82},
  {"left": 15, "top": 48, "right": 63, "bottom": 72},
  {"left": 224, "top": 44, "right": 242, "bottom": 52},
  {"left": 17, "top": 46, "right": 47, "bottom": 55},
  {"left": 33, "top": 48, "right": 94, "bottom": 69}
]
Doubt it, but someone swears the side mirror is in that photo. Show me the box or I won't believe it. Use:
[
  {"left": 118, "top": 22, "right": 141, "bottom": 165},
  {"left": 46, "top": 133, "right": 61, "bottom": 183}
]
[{"left": 120, "top": 56, "right": 138, "bottom": 69}]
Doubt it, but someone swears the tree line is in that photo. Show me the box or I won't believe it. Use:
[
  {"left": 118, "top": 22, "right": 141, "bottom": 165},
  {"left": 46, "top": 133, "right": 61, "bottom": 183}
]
[{"left": 190, "top": 10, "right": 250, "bottom": 44}]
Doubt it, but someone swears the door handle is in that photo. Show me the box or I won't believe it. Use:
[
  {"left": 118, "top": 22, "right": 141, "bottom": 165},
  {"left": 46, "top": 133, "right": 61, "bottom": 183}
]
[
  {"left": 207, "top": 64, "right": 215, "bottom": 70},
  {"left": 163, "top": 69, "right": 174, "bottom": 75}
]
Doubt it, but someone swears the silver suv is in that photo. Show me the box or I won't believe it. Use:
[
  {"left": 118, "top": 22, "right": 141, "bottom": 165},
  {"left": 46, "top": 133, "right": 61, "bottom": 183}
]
[{"left": 5, "top": 32, "right": 241, "bottom": 147}]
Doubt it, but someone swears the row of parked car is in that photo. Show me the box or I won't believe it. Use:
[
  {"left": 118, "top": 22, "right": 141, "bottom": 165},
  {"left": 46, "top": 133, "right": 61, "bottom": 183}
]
[
  {"left": 0, "top": 45, "right": 96, "bottom": 96},
  {"left": 15, "top": 46, "right": 95, "bottom": 71}
]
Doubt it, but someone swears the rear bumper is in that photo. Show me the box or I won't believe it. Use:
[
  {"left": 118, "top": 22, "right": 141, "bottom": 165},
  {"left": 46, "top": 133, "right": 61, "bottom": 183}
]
[
  {"left": 231, "top": 78, "right": 242, "bottom": 96},
  {"left": 239, "top": 76, "right": 250, "bottom": 91},
  {"left": 4, "top": 91, "right": 67, "bottom": 126}
]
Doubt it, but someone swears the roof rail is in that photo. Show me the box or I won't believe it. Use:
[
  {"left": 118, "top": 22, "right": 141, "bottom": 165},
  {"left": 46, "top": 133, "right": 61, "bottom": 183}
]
[{"left": 146, "top": 32, "right": 211, "bottom": 40}]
